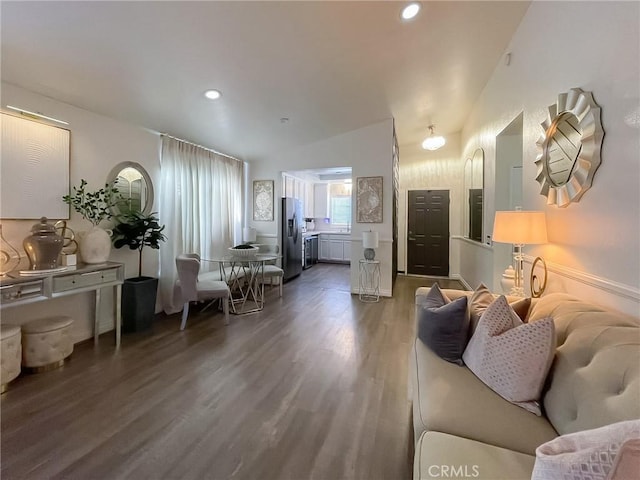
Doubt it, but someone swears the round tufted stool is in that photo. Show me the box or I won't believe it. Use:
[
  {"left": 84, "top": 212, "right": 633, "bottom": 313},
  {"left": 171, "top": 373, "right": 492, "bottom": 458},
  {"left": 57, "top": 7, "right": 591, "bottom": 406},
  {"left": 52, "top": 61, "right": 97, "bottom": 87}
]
[
  {"left": 1, "top": 324, "right": 22, "bottom": 393},
  {"left": 22, "top": 316, "right": 74, "bottom": 373}
]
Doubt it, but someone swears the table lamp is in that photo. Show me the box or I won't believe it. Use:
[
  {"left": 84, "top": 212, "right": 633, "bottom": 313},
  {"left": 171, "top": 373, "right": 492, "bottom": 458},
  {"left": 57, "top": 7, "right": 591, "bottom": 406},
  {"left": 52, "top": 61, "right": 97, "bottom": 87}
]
[
  {"left": 242, "top": 227, "right": 257, "bottom": 245},
  {"left": 492, "top": 211, "right": 547, "bottom": 297},
  {"left": 362, "top": 230, "right": 379, "bottom": 261}
]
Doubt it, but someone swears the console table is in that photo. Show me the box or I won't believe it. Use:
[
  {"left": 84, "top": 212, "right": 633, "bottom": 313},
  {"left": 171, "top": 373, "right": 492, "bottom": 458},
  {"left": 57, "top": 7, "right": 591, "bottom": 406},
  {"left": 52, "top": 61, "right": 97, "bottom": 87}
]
[{"left": 0, "top": 262, "right": 125, "bottom": 347}]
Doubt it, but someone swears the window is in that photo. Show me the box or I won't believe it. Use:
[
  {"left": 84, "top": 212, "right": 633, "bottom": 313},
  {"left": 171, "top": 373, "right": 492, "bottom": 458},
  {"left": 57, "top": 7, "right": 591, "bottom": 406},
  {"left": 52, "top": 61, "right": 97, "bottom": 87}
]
[{"left": 329, "top": 182, "right": 352, "bottom": 225}]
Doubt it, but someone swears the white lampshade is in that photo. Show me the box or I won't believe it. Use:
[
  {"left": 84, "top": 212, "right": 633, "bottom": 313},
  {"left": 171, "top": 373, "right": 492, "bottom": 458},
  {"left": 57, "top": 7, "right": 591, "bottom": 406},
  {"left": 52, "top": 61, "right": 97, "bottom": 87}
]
[
  {"left": 362, "top": 230, "right": 379, "bottom": 249},
  {"left": 242, "top": 227, "right": 257, "bottom": 243},
  {"left": 492, "top": 211, "right": 548, "bottom": 245}
]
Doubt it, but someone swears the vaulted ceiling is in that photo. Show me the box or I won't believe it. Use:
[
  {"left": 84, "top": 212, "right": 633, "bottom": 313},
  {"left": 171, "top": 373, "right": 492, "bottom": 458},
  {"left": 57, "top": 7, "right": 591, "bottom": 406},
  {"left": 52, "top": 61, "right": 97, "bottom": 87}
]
[{"left": 1, "top": 1, "right": 529, "bottom": 161}]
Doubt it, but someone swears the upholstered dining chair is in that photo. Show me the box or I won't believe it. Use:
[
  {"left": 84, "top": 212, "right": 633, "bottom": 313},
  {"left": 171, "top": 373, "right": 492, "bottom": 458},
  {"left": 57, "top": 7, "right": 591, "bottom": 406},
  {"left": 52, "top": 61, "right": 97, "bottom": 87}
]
[
  {"left": 256, "top": 244, "right": 284, "bottom": 297},
  {"left": 175, "top": 253, "right": 230, "bottom": 330}
]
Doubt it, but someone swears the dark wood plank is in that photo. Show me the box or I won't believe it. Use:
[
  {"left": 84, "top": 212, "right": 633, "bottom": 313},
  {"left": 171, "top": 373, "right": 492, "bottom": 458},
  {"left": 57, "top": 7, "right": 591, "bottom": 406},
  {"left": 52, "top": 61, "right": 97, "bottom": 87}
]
[{"left": 0, "top": 265, "right": 464, "bottom": 479}]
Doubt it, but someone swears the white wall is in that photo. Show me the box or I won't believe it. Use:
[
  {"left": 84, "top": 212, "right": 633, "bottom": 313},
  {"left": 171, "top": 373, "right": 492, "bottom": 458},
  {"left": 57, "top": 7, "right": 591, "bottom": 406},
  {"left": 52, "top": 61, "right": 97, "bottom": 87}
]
[
  {"left": 1, "top": 83, "right": 161, "bottom": 341},
  {"left": 459, "top": 1, "right": 640, "bottom": 314},
  {"left": 248, "top": 119, "right": 395, "bottom": 296}
]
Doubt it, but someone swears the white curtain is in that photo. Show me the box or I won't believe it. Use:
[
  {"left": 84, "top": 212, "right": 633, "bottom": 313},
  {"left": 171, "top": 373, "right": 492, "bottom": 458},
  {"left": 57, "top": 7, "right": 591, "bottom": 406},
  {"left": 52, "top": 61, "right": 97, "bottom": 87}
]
[{"left": 159, "top": 136, "right": 244, "bottom": 313}]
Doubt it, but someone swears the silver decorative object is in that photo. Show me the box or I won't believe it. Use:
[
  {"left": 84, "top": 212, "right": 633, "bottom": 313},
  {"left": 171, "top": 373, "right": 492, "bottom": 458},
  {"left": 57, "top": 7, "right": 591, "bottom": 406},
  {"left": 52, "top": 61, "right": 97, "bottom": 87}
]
[
  {"left": 23, "top": 217, "right": 64, "bottom": 270},
  {"left": 0, "top": 224, "right": 21, "bottom": 276}
]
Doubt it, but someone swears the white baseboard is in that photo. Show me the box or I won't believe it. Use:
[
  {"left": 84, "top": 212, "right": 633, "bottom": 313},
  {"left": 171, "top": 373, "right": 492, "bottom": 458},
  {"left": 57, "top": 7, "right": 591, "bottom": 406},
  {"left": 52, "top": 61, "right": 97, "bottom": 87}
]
[
  {"left": 352, "top": 288, "right": 392, "bottom": 298},
  {"left": 451, "top": 273, "right": 472, "bottom": 291}
]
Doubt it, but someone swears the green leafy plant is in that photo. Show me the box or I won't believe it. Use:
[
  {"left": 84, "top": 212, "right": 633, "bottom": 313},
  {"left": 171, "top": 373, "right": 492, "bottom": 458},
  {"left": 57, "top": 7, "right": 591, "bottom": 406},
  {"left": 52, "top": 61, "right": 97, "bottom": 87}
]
[
  {"left": 62, "top": 179, "right": 121, "bottom": 226},
  {"left": 112, "top": 211, "right": 166, "bottom": 277}
]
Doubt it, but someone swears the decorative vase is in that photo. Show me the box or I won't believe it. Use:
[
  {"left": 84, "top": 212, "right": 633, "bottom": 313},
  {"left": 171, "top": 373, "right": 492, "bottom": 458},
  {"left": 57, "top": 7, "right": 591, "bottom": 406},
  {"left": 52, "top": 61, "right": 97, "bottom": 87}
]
[
  {"left": 500, "top": 265, "right": 516, "bottom": 294},
  {"left": 0, "top": 224, "right": 21, "bottom": 275},
  {"left": 23, "top": 217, "right": 64, "bottom": 270},
  {"left": 78, "top": 226, "right": 112, "bottom": 264}
]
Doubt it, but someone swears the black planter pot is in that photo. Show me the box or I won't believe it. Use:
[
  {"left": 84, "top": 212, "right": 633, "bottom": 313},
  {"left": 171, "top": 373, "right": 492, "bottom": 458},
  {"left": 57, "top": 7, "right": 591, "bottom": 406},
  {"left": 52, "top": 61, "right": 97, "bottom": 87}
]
[{"left": 122, "top": 276, "right": 158, "bottom": 333}]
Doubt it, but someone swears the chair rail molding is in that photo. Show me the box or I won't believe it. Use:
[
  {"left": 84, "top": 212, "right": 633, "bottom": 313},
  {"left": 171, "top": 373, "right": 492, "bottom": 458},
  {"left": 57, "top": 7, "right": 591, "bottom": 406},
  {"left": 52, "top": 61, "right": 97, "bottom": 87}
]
[{"left": 523, "top": 254, "right": 639, "bottom": 317}]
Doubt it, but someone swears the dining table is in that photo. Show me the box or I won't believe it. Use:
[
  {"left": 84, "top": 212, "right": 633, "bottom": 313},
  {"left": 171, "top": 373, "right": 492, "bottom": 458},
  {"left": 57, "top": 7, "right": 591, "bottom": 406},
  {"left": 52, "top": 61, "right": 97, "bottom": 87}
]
[{"left": 204, "top": 253, "right": 279, "bottom": 315}]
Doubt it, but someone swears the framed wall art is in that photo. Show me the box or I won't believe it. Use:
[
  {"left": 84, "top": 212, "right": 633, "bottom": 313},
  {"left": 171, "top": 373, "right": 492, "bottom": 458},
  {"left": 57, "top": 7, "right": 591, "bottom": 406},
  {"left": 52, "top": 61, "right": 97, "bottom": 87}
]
[
  {"left": 253, "top": 180, "right": 274, "bottom": 221},
  {"left": 356, "top": 176, "right": 383, "bottom": 223},
  {"left": 1, "top": 113, "right": 70, "bottom": 219}
]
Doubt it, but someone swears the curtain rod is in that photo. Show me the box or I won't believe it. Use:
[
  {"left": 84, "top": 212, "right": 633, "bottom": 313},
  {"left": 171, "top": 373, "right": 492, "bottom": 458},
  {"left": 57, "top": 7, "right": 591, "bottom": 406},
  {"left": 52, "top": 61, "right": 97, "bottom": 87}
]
[{"left": 160, "top": 133, "right": 243, "bottom": 163}]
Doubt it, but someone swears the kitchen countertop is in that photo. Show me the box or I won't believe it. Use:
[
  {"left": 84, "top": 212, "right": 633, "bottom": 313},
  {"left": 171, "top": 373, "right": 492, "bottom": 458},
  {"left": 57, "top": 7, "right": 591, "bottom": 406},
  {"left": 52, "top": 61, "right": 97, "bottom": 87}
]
[{"left": 302, "top": 231, "right": 351, "bottom": 238}]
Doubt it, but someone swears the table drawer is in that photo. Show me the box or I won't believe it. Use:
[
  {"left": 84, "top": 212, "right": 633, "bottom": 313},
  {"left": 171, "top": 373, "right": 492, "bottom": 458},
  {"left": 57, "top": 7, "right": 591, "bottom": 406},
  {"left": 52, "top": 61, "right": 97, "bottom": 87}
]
[
  {"left": 0, "top": 280, "right": 46, "bottom": 304},
  {"left": 53, "top": 268, "right": 120, "bottom": 293}
]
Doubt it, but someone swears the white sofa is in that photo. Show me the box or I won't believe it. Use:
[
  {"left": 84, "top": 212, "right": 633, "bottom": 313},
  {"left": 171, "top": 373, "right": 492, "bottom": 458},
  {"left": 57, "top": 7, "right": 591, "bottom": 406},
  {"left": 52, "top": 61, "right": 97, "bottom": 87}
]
[{"left": 409, "top": 289, "right": 640, "bottom": 479}]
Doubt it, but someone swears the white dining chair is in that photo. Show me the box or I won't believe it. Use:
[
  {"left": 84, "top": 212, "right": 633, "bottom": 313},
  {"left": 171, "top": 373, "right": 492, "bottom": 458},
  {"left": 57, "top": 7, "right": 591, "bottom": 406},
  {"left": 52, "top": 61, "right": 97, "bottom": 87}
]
[
  {"left": 256, "top": 244, "right": 284, "bottom": 297},
  {"left": 175, "top": 253, "right": 230, "bottom": 330}
]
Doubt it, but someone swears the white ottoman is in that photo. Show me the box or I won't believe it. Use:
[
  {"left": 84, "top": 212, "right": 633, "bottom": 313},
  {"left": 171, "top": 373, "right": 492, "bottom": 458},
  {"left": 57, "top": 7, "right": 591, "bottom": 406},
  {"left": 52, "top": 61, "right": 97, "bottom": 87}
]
[
  {"left": 22, "top": 316, "right": 74, "bottom": 372},
  {"left": 1, "top": 324, "right": 21, "bottom": 393}
]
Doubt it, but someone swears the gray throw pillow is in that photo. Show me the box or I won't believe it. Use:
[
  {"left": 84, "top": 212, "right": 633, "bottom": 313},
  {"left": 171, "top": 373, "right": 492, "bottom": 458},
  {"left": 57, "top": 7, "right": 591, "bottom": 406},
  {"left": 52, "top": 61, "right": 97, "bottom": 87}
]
[{"left": 417, "top": 284, "right": 470, "bottom": 365}]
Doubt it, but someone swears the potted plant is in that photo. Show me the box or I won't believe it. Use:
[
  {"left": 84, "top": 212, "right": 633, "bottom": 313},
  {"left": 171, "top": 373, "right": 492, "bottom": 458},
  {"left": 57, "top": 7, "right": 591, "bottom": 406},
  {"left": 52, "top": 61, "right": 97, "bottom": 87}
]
[
  {"left": 62, "top": 179, "right": 121, "bottom": 264},
  {"left": 112, "top": 211, "right": 166, "bottom": 332}
]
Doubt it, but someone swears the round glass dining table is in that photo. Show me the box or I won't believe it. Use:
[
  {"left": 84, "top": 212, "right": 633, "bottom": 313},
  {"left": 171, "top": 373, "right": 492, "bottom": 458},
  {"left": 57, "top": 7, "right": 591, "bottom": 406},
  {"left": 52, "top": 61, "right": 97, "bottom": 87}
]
[{"left": 203, "top": 253, "right": 279, "bottom": 315}]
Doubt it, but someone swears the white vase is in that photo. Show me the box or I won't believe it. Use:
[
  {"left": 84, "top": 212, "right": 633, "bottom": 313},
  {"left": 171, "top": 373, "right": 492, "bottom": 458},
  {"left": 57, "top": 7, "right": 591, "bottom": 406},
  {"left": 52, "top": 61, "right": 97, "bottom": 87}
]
[
  {"left": 500, "top": 265, "right": 516, "bottom": 294},
  {"left": 78, "top": 226, "right": 112, "bottom": 264}
]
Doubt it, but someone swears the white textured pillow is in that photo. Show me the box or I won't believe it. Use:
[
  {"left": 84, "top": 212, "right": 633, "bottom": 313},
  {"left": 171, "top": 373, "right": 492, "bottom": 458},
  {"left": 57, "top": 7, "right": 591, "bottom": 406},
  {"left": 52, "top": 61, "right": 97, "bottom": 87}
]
[
  {"left": 462, "top": 295, "right": 556, "bottom": 415},
  {"left": 532, "top": 419, "right": 640, "bottom": 480}
]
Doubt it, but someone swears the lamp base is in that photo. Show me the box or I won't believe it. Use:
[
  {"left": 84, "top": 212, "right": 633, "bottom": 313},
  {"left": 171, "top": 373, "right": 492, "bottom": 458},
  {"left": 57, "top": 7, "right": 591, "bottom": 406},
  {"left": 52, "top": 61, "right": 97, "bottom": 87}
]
[
  {"left": 364, "top": 248, "right": 376, "bottom": 261},
  {"left": 509, "top": 286, "right": 526, "bottom": 297}
]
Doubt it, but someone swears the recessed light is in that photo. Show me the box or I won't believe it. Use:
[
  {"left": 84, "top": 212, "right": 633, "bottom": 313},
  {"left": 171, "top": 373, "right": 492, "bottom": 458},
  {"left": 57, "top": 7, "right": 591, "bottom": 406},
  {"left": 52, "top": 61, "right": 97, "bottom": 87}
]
[
  {"left": 280, "top": 117, "right": 289, "bottom": 124},
  {"left": 401, "top": 2, "right": 421, "bottom": 21},
  {"left": 204, "top": 89, "right": 221, "bottom": 100}
]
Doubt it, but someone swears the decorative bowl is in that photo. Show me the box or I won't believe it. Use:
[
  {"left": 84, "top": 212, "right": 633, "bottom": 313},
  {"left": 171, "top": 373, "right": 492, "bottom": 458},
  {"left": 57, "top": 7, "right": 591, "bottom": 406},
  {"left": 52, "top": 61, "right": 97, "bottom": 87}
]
[{"left": 228, "top": 245, "right": 259, "bottom": 257}]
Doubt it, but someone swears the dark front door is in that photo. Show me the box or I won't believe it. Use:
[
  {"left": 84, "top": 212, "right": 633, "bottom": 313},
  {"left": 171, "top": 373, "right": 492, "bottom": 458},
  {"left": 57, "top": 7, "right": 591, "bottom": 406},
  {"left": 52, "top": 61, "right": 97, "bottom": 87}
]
[{"left": 407, "top": 190, "right": 450, "bottom": 276}]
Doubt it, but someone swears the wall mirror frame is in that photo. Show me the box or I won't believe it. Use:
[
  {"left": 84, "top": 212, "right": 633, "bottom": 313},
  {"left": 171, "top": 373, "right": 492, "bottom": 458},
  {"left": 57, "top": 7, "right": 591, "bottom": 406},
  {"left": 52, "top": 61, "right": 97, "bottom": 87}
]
[
  {"left": 535, "top": 87, "right": 604, "bottom": 208},
  {"left": 107, "top": 162, "right": 154, "bottom": 216},
  {"left": 463, "top": 148, "right": 484, "bottom": 242}
]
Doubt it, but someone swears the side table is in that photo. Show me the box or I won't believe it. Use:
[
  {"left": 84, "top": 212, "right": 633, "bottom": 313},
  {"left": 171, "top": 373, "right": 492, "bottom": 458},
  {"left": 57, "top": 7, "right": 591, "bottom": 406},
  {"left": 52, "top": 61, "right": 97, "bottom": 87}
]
[{"left": 359, "top": 259, "right": 380, "bottom": 303}]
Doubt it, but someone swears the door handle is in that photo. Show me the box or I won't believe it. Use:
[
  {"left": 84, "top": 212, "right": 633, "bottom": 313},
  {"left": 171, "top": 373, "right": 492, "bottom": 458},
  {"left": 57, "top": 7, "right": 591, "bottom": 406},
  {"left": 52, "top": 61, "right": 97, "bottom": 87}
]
[{"left": 408, "top": 236, "right": 416, "bottom": 241}]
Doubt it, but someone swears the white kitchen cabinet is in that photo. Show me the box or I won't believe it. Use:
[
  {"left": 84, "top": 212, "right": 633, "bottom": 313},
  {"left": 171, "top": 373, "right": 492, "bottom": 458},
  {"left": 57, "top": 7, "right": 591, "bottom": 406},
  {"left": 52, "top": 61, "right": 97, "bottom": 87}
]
[
  {"left": 318, "top": 234, "right": 351, "bottom": 263},
  {"left": 329, "top": 240, "right": 343, "bottom": 261},
  {"left": 304, "top": 182, "right": 314, "bottom": 218},
  {"left": 343, "top": 239, "right": 351, "bottom": 262},
  {"left": 319, "top": 237, "right": 330, "bottom": 260},
  {"left": 314, "top": 183, "right": 328, "bottom": 218}
]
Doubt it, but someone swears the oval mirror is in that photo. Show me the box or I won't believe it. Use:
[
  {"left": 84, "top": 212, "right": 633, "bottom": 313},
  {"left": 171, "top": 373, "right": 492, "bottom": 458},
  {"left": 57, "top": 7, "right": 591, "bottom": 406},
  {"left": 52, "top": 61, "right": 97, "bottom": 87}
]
[
  {"left": 463, "top": 148, "right": 484, "bottom": 242},
  {"left": 535, "top": 88, "right": 604, "bottom": 208},
  {"left": 107, "top": 162, "right": 154, "bottom": 216}
]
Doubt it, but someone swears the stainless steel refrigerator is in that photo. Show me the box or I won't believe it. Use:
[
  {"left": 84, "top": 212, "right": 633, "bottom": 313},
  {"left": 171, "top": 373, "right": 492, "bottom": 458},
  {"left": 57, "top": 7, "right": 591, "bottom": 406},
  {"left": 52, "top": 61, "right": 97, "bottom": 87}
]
[{"left": 281, "top": 197, "right": 302, "bottom": 281}]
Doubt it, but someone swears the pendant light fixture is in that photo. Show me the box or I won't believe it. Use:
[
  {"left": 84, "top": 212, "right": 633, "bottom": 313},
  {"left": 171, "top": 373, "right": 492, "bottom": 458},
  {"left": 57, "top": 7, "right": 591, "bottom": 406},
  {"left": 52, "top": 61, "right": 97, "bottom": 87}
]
[{"left": 421, "top": 125, "right": 446, "bottom": 151}]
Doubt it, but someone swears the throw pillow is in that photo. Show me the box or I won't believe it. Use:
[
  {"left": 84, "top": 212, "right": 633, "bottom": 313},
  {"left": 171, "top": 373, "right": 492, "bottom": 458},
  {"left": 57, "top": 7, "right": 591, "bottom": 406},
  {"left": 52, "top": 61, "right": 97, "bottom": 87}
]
[
  {"left": 462, "top": 295, "right": 556, "bottom": 415},
  {"left": 417, "top": 283, "right": 469, "bottom": 366},
  {"left": 610, "top": 438, "right": 640, "bottom": 480},
  {"left": 531, "top": 419, "right": 640, "bottom": 480},
  {"left": 468, "top": 283, "right": 531, "bottom": 334}
]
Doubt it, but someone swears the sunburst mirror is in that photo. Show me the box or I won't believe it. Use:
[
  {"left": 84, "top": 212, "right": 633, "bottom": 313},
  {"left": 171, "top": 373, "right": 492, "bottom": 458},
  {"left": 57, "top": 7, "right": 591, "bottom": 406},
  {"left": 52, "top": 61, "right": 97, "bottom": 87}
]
[{"left": 534, "top": 88, "right": 604, "bottom": 208}]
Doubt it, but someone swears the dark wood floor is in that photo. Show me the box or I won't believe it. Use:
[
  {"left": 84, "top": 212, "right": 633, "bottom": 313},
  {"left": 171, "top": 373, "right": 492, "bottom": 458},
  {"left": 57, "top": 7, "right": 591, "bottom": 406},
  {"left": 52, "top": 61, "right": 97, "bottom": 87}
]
[{"left": 1, "top": 265, "right": 462, "bottom": 480}]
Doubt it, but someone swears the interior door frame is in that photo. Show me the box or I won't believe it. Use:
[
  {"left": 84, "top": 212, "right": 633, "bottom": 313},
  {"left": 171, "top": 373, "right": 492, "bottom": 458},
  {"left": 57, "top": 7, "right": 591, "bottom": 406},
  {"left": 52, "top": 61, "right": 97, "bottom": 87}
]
[{"left": 405, "top": 188, "right": 450, "bottom": 277}]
